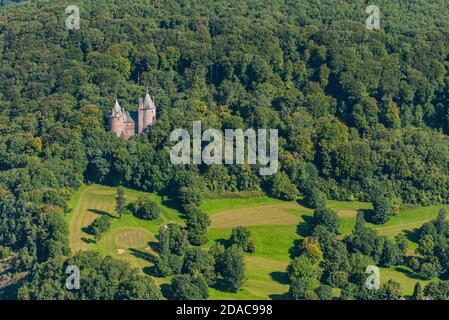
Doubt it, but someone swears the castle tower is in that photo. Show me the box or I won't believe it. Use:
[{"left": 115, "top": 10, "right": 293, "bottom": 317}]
[
  {"left": 122, "top": 108, "right": 136, "bottom": 140},
  {"left": 109, "top": 100, "right": 124, "bottom": 137},
  {"left": 138, "top": 90, "right": 156, "bottom": 134}
]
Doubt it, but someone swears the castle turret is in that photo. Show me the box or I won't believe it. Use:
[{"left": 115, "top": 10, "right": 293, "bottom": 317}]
[
  {"left": 138, "top": 90, "right": 156, "bottom": 134},
  {"left": 109, "top": 100, "right": 123, "bottom": 137}
]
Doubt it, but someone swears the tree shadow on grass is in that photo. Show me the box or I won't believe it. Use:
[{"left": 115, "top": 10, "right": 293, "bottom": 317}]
[
  {"left": 210, "top": 280, "right": 236, "bottom": 294},
  {"left": 142, "top": 266, "right": 158, "bottom": 277},
  {"left": 80, "top": 237, "right": 96, "bottom": 244},
  {"left": 161, "top": 198, "right": 182, "bottom": 211},
  {"left": 288, "top": 239, "right": 301, "bottom": 259},
  {"left": 146, "top": 241, "right": 161, "bottom": 254},
  {"left": 360, "top": 209, "right": 377, "bottom": 224},
  {"left": 297, "top": 215, "right": 313, "bottom": 237},
  {"left": 81, "top": 226, "right": 92, "bottom": 235},
  {"left": 129, "top": 248, "right": 158, "bottom": 264},
  {"left": 297, "top": 198, "right": 311, "bottom": 209},
  {"left": 216, "top": 238, "right": 231, "bottom": 248},
  {"left": 404, "top": 229, "right": 420, "bottom": 243},
  {"left": 269, "top": 292, "right": 291, "bottom": 300},
  {"left": 160, "top": 283, "right": 172, "bottom": 299},
  {"left": 270, "top": 271, "right": 290, "bottom": 285},
  {"left": 392, "top": 265, "right": 421, "bottom": 280},
  {"left": 88, "top": 209, "right": 115, "bottom": 219}
]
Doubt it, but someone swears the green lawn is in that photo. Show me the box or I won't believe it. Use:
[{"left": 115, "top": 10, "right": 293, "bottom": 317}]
[{"left": 67, "top": 184, "right": 446, "bottom": 300}]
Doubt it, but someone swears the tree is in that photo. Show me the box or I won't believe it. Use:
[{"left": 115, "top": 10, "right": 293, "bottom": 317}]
[
  {"left": 312, "top": 207, "right": 340, "bottom": 234},
  {"left": 134, "top": 196, "right": 160, "bottom": 220},
  {"left": 380, "top": 241, "right": 402, "bottom": 267},
  {"left": 287, "top": 255, "right": 322, "bottom": 290},
  {"left": 115, "top": 186, "right": 126, "bottom": 218},
  {"left": 157, "top": 224, "right": 189, "bottom": 256},
  {"left": 300, "top": 237, "right": 323, "bottom": 263},
  {"left": 19, "top": 251, "right": 162, "bottom": 300},
  {"left": 216, "top": 245, "right": 245, "bottom": 292},
  {"left": 424, "top": 281, "right": 449, "bottom": 300},
  {"left": 177, "top": 186, "right": 202, "bottom": 212},
  {"left": 378, "top": 279, "right": 402, "bottom": 300},
  {"left": 303, "top": 187, "right": 326, "bottom": 209},
  {"left": 89, "top": 216, "right": 111, "bottom": 241},
  {"left": 270, "top": 172, "right": 298, "bottom": 200},
  {"left": 384, "top": 101, "right": 401, "bottom": 128},
  {"left": 371, "top": 195, "right": 395, "bottom": 224},
  {"left": 289, "top": 277, "right": 319, "bottom": 300},
  {"left": 183, "top": 247, "right": 215, "bottom": 285},
  {"left": 229, "top": 226, "right": 255, "bottom": 253},
  {"left": 186, "top": 209, "right": 210, "bottom": 246},
  {"left": 419, "top": 262, "right": 440, "bottom": 280},
  {"left": 169, "top": 274, "right": 209, "bottom": 300},
  {"left": 155, "top": 253, "right": 183, "bottom": 277},
  {"left": 315, "top": 284, "right": 333, "bottom": 300}
]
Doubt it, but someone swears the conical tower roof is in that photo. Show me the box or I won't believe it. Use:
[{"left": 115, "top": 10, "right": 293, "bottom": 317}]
[
  {"left": 143, "top": 90, "right": 156, "bottom": 109},
  {"left": 112, "top": 99, "right": 123, "bottom": 116}
]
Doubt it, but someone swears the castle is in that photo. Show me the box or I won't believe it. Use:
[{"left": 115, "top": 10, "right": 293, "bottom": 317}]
[{"left": 108, "top": 91, "right": 156, "bottom": 140}]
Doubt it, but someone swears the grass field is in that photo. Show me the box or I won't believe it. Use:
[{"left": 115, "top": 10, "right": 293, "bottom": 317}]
[{"left": 67, "top": 184, "right": 448, "bottom": 299}]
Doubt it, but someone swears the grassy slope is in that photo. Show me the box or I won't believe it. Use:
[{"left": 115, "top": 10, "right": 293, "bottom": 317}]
[{"left": 67, "top": 184, "right": 447, "bottom": 299}]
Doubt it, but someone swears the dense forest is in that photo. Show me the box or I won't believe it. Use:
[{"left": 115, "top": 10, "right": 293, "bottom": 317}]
[{"left": 1, "top": 0, "right": 449, "bottom": 299}]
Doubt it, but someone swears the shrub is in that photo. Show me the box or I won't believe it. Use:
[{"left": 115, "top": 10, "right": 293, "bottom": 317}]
[
  {"left": 312, "top": 207, "right": 340, "bottom": 233},
  {"left": 216, "top": 245, "right": 245, "bottom": 292},
  {"left": 303, "top": 187, "right": 326, "bottom": 209},
  {"left": 230, "top": 226, "right": 255, "bottom": 253},
  {"left": 420, "top": 262, "right": 440, "bottom": 280},
  {"left": 0, "top": 246, "right": 11, "bottom": 259},
  {"left": 133, "top": 196, "right": 160, "bottom": 220},
  {"left": 315, "top": 284, "right": 333, "bottom": 300},
  {"left": 270, "top": 172, "right": 298, "bottom": 201},
  {"left": 186, "top": 209, "right": 210, "bottom": 246},
  {"left": 370, "top": 196, "right": 395, "bottom": 224},
  {"left": 178, "top": 187, "right": 202, "bottom": 212},
  {"left": 169, "top": 274, "right": 209, "bottom": 300},
  {"left": 88, "top": 216, "right": 111, "bottom": 240},
  {"left": 155, "top": 253, "right": 184, "bottom": 277}
]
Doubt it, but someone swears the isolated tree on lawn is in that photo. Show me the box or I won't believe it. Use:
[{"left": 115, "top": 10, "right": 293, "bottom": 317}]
[
  {"left": 134, "top": 196, "right": 160, "bottom": 220},
  {"left": 216, "top": 245, "right": 245, "bottom": 293},
  {"left": 371, "top": 195, "right": 394, "bottom": 224},
  {"left": 312, "top": 207, "right": 340, "bottom": 234},
  {"left": 115, "top": 186, "right": 126, "bottom": 218}
]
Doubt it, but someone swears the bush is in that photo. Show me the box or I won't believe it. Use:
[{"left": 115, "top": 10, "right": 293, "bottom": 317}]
[
  {"left": 186, "top": 209, "right": 210, "bottom": 246},
  {"left": 88, "top": 216, "right": 111, "bottom": 240},
  {"left": 155, "top": 253, "right": 184, "bottom": 277},
  {"left": 169, "top": 274, "right": 209, "bottom": 300},
  {"left": 0, "top": 246, "right": 11, "bottom": 259},
  {"left": 157, "top": 224, "right": 189, "bottom": 256},
  {"left": 289, "top": 278, "right": 318, "bottom": 300},
  {"left": 216, "top": 245, "right": 245, "bottom": 292},
  {"left": 134, "top": 197, "right": 160, "bottom": 220},
  {"left": 370, "top": 196, "right": 395, "bottom": 224},
  {"left": 312, "top": 207, "right": 340, "bottom": 234},
  {"left": 315, "top": 284, "right": 333, "bottom": 300},
  {"left": 230, "top": 226, "right": 255, "bottom": 253},
  {"left": 303, "top": 187, "right": 326, "bottom": 209},
  {"left": 270, "top": 172, "right": 298, "bottom": 201},
  {"left": 178, "top": 187, "right": 202, "bottom": 212},
  {"left": 420, "top": 262, "right": 440, "bottom": 280}
]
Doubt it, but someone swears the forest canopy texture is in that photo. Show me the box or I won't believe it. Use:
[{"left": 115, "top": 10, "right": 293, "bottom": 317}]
[{"left": 1, "top": 0, "right": 449, "bottom": 299}]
